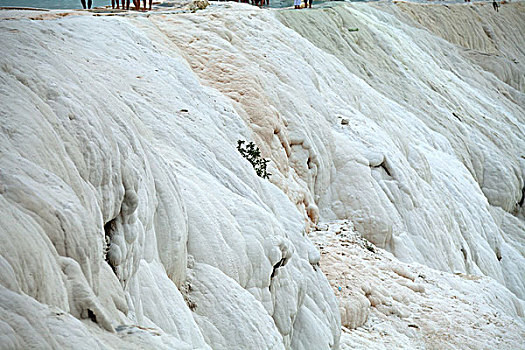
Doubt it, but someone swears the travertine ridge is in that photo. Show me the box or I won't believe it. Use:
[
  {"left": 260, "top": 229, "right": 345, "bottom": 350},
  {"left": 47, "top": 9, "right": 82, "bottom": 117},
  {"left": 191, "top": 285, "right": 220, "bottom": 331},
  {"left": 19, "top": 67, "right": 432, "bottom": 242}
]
[{"left": 0, "top": 1, "right": 523, "bottom": 348}]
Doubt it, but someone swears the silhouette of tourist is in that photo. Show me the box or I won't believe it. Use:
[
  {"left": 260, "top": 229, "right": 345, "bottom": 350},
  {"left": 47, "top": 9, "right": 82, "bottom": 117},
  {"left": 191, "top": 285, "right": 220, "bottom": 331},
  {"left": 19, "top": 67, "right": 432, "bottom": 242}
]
[
  {"left": 119, "top": 0, "right": 132, "bottom": 9},
  {"left": 492, "top": 0, "right": 499, "bottom": 11},
  {"left": 81, "top": 0, "right": 92, "bottom": 9},
  {"left": 112, "top": 0, "right": 130, "bottom": 9},
  {"left": 304, "top": 0, "right": 312, "bottom": 8}
]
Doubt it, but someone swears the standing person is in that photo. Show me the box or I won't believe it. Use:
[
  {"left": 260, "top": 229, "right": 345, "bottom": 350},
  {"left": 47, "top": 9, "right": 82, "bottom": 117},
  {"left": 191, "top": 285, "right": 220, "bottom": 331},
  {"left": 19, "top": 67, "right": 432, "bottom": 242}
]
[
  {"left": 143, "top": 0, "right": 152, "bottom": 10},
  {"left": 294, "top": 0, "right": 301, "bottom": 9},
  {"left": 112, "top": 0, "right": 128, "bottom": 9},
  {"left": 492, "top": 0, "right": 499, "bottom": 11},
  {"left": 81, "top": 0, "right": 92, "bottom": 9},
  {"left": 304, "top": 0, "right": 312, "bottom": 8}
]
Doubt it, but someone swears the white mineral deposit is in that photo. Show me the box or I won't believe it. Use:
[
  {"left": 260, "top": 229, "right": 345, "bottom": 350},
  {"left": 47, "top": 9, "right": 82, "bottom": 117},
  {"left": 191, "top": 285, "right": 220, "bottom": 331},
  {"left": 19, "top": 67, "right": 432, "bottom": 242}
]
[{"left": 0, "top": 0, "right": 523, "bottom": 349}]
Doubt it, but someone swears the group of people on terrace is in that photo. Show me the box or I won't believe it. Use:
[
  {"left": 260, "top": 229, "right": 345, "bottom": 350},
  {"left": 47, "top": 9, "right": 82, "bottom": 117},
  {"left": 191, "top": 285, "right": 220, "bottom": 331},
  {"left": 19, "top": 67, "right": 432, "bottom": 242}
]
[
  {"left": 81, "top": 0, "right": 314, "bottom": 11},
  {"left": 80, "top": 0, "right": 151, "bottom": 10},
  {"left": 294, "top": 0, "right": 312, "bottom": 9},
  {"left": 110, "top": 0, "right": 151, "bottom": 10},
  {"left": 237, "top": 0, "right": 312, "bottom": 8}
]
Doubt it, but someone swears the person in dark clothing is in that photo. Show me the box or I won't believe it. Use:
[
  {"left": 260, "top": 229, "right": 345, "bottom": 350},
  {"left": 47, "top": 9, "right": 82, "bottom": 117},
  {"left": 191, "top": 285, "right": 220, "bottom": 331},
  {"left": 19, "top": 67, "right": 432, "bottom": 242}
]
[
  {"left": 112, "top": 0, "right": 130, "bottom": 9},
  {"left": 304, "top": 0, "right": 312, "bottom": 8},
  {"left": 81, "top": 0, "right": 92, "bottom": 9},
  {"left": 493, "top": 0, "right": 500, "bottom": 11}
]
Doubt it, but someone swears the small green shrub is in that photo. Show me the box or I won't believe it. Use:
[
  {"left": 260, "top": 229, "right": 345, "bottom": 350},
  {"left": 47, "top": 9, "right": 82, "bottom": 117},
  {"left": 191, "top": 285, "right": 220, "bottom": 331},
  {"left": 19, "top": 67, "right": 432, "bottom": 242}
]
[
  {"left": 365, "top": 240, "right": 375, "bottom": 253},
  {"left": 237, "top": 140, "right": 271, "bottom": 179}
]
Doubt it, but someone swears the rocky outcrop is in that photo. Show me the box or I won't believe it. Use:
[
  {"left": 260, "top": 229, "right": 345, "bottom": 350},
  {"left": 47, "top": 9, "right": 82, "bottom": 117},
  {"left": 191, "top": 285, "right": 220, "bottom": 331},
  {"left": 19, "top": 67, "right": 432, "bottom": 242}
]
[{"left": 0, "top": 2, "right": 523, "bottom": 348}]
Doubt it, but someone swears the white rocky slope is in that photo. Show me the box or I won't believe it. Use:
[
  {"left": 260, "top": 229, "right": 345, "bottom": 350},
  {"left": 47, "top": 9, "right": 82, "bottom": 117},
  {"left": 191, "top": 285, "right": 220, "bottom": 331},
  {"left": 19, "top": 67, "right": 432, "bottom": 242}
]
[
  {"left": 310, "top": 221, "right": 524, "bottom": 349},
  {"left": 0, "top": 1, "right": 524, "bottom": 349}
]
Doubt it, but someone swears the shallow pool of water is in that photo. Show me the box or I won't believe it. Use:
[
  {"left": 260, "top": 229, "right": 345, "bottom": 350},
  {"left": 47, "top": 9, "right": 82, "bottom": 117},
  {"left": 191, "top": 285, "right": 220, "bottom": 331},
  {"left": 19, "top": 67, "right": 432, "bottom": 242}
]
[
  {"left": 0, "top": 0, "right": 467, "bottom": 10},
  {"left": 0, "top": 0, "right": 368, "bottom": 10},
  {"left": 0, "top": 0, "right": 109, "bottom": 9}
]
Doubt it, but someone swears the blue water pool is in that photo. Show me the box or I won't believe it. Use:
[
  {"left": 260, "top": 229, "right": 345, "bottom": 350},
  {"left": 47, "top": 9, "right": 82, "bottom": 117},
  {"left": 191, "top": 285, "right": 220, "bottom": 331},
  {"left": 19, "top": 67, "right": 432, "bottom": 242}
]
[{"left": 0, "top": 0, "right": 365, "bottom": 10}]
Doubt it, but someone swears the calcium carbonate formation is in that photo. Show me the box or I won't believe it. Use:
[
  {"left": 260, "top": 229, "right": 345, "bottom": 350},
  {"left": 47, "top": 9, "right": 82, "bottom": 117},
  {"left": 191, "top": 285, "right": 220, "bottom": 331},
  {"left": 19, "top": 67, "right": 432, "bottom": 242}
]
[{"left": 0, "top": 1, "right": 523, "bottom": 349}]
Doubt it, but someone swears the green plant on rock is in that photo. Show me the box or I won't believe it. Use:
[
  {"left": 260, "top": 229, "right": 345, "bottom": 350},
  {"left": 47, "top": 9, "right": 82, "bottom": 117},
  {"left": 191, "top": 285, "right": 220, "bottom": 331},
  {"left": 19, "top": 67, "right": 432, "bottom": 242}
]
[
  {"left": 237, "top": 140, "right": 271, "bottom": 179},
  {"left": 364, "top": 240, "right": 376, "bottom": 253}
]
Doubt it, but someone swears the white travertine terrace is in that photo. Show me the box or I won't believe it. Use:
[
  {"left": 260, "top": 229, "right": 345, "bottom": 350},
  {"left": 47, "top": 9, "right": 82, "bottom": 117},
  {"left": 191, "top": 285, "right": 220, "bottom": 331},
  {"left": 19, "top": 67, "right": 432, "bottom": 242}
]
[
  {"left": 310, "top": 221, "right": 525, "bottom": 349},
  {"left": 0, "top": 1, "right": 523, "bottom": 348}
]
